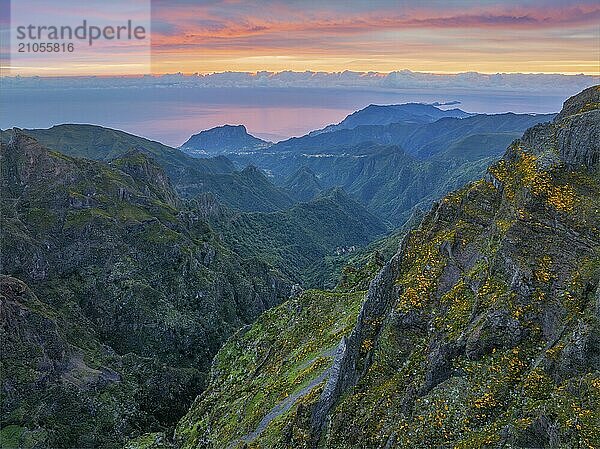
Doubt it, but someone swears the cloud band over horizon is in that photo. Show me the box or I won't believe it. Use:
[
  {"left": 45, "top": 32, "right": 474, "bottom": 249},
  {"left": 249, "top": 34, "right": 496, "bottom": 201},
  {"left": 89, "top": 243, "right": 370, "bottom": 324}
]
[{"left": 3, "top": 0, "right": 599, "bottom": 76}]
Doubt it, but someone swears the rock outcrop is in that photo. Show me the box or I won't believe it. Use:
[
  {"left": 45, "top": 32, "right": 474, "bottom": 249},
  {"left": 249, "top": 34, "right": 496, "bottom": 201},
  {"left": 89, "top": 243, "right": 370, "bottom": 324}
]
[
  {"left": 111, "top": 149, "right": 180, "bottom": 207},
  {"left": 519, "top": 85, "right": 599, "bottom": 170},
  {"left": 180, "top": 124, "right": 271, "bottom": 155}
]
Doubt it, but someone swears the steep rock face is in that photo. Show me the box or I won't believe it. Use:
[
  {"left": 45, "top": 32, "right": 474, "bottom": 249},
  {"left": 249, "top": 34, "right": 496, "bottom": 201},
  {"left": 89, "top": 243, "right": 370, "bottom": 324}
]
[
  {"left": 555, "top": 85, "right": 600, "bottom": 122},
  {"left": 520, "top": 85, "right": 599, "bottom": 170},
  {"left": 1, "top": 277, "right": 72, "bottom": 411},
  {"left": 307, "top": 86, "right": 600, "bottom": 448},
  {"left": 310, "top": 252, "right": 403, "bottom": 441},
  {"left": 557, "top": 109, "right": 599, "bottom": 169},
  {"left": 175, "top": 87, "right": 600, "bottom": 449},
  {"left": 0, "top": 131, "right": 291, "bottom": 447},
  {"left": 110, "top": 149, "right": 179, "bottom": 207}
]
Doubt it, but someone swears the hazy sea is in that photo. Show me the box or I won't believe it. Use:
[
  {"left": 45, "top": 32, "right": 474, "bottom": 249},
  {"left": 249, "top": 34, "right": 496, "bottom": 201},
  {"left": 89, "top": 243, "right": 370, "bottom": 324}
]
[{"left": 1, "top": 86, "right": 573, "bottom": 146}]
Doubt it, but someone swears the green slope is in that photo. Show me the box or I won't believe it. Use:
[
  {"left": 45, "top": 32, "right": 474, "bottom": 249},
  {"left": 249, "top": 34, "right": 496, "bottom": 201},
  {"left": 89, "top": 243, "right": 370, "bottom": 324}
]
[
  {"left": 210, "top": 188, "right": 389, "bottom": 289},
  {"left": 195, "top": 165, "right": 294, "bottom": 212},
  {"left": 174, "top": 86, "right": 600, "bottom": 449},
  {"left": 14, "top": 124, "right": 292, "bottom": 212},
  {"left": 175, "top": 289, "right": 365, "bottom": 449},
  {"left": 0, "top": 130, "right": 291, "bottom": 448},
  {"left": 21, "top": 123, "right": 234, "bottom": 174}
]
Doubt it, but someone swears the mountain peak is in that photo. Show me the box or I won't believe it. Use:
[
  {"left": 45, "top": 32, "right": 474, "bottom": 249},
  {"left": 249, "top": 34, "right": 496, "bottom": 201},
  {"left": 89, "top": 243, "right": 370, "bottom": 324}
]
[
  {"left": 6, "top": 127, "right": 46, "bottom": 154},
  {"left": 284, "top": 165, "right": 322, "bottom": 202},
  {"left": 110, "top": 148, "right": 178, "bottom": 206},
  {"left": 222, "top": 123, "right": 247, "bottom": 131},
  {"left": 1, "top": 129, "right": 67, "bottom": 195},
  {"left": 181, "top": 124, "right": 271, "bottom": 155},
  {"left": 241, "top": 164, "right": 263, "bottom": 175},
  {"left": 316, "top": 187, "right": 357, "bottom": 207},
  {"left": 516, "top": 84, "right": 599, "bottom": 170},
  {"left": 554, "top": 85, "right": 600, "bottom": 122},
  {"left": 311, "top": 102, "right": 472, "bottom": 135},
  {"left": 554, "top": 85, "right": 599, "bottom": 169}
]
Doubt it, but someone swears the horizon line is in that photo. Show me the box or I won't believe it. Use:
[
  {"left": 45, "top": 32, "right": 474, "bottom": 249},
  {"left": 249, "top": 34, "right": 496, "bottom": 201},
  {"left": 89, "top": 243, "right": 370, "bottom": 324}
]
[
  {"left": 0, "top": 70, "right": 600, "bottom": 79},
  {"left": 2, "top": 69, "right": 600, "bottom": 78}
]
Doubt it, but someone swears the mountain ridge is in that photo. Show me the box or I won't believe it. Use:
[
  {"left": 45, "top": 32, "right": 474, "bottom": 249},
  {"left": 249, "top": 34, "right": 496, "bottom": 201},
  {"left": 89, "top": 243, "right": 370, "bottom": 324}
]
[
  {"left": 309, "top": 102, "right": 473, "bottom": 136},
  {"left": 6, "top": 125, "right": 295, "bottom": 213},
  {"left": 174, "top": 85, "right": 600, "bottom": 449},
  {"left": 218, "top": 108, "right": 555, "bottom": 224}
]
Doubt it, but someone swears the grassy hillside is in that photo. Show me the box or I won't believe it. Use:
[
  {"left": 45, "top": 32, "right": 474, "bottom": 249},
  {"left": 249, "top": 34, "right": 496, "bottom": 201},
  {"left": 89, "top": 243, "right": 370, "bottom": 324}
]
[
  {"left": 210, "top": 188, "right": 388, "bottom": 288},
  {"left": 175, "top": 289, "right": 365, "bottom": 449}
]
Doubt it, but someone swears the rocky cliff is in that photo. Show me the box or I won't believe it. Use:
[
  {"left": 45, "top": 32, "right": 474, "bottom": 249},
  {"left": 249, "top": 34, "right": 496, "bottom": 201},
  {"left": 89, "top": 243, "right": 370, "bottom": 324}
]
[{"left": 175, "top": 86, "right": 600, "bottom": 449}]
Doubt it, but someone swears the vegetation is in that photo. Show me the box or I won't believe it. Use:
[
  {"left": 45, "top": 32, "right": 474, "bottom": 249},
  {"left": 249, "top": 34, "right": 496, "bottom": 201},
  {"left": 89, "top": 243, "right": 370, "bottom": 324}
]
[
  {"left": 14, "top": 125, "right": 293, "bottom": 212},
  {"left": 224, "top": 108, "right": 553, "bottom": 224},
  {"left": 211, "top": 188, "right": 388, "bottom": 288},
  {"left": 2, "top": 88, "right": 597, "bottom": 448},
  {"left": 175, "top": 86, "right": 600, "bottom": 449},
  {"left": 175, "top": 289, "right": 364, "bottom": 449},
  {"left": 0, "top": 128, "right": 391, "bottom": 447},
  {"left": 0, "top": 132, "right": 292, "bottom": 447}
]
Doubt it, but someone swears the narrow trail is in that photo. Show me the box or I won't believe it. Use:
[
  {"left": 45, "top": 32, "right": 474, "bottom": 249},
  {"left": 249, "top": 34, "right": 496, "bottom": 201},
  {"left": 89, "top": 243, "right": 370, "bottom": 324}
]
[
  {"left": 227, "top": 348, "right": 337, "bottom": 448},
  {"left": 240, "top": 368, "right": 330, "bottom": 444}
]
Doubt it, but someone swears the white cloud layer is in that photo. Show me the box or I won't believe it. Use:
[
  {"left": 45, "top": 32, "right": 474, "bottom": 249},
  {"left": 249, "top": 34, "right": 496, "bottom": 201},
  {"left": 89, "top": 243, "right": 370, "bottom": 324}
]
[{"left": 3, "top": 70, "right": 597, "bottom": 92}]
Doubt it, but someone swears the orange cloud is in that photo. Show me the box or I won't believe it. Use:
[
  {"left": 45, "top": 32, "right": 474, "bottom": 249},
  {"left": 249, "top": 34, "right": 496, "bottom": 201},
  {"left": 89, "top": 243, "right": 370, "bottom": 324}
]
[{"left": 147, "top": 2, "right": 599, "bottom": 74}]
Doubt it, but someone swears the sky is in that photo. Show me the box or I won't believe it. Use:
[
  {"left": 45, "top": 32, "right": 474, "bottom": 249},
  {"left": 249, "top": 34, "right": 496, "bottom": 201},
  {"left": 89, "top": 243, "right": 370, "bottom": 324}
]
[
  {"left": 1, "top": 0, "right": 599, "bottom": 76},
  {"left": 150, "top": 0, "right": 600, "bottom": 75}
]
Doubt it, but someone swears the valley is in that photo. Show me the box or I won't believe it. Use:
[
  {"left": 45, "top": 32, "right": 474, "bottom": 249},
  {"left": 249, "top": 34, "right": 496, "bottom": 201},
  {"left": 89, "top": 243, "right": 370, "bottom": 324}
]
[
  {"left": 174, "top": 86, "right": 600, "bottom": 449},
  {"left": 1, "top": 87, "right": 598, "bottom": 448}
]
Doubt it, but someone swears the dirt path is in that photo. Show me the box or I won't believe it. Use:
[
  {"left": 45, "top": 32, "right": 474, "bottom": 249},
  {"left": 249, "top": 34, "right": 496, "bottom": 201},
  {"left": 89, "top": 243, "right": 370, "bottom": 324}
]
[{"left": 227, "top": 348, "right": 337, "bottom": 448}]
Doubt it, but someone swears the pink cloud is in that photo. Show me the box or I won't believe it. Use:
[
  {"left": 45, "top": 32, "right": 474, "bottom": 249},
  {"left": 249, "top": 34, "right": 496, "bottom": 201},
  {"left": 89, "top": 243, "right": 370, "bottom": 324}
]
[{"left": 150, "top": 2, "right": 600, "bottom": 44}]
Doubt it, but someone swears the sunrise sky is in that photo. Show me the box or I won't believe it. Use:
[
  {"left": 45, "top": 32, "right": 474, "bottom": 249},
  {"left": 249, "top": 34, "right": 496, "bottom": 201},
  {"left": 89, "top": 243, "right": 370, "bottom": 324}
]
[
  {"left": 2, "top": 0, "right": 599, "bottom": 76},
  {"left": 150, "top": 0, "right": 600, "bottom": 75}
]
